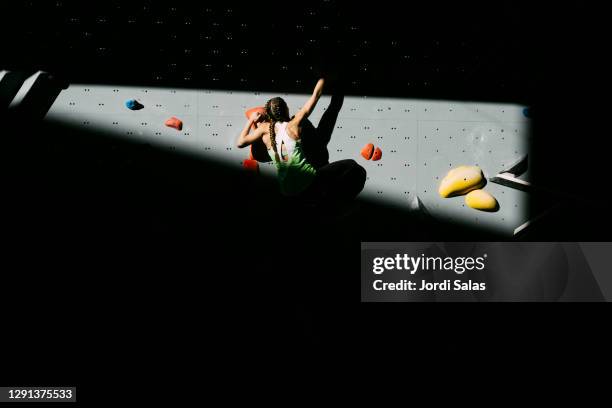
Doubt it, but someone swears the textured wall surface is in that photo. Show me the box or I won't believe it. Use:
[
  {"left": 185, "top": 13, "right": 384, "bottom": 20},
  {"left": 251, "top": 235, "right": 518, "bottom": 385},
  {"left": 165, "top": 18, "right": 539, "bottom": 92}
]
[{"left": 47, "top": 84, "right": 530, "bottom": 236}]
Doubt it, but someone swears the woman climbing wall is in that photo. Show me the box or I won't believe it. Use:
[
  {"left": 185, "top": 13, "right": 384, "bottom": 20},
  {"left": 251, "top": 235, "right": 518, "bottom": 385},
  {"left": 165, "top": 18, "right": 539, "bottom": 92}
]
[{"left": 236, "top": 77, "right": 366, "bottom": 213}]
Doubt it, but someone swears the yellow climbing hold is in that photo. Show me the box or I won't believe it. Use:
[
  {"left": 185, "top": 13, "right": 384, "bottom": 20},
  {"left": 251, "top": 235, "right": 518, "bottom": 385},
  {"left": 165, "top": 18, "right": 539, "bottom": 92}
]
[
  {"left": 438, "top": 165, "right": 485, "bottom": 198},
  {"left": 465, "top": 189, "right": 498, "bottom": 211}
]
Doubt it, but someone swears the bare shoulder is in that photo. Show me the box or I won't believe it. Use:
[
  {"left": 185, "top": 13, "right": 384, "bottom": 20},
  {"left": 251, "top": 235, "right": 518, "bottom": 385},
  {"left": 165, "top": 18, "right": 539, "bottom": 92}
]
[
  {"left": 286, "top": 120, "right": 301, "bottom": 140},
  {"left": 256, "top": 121, "right": 270, "bottom": 135},
  {"left": 258, "top": 122, "right": 271, "bottom": 147}
]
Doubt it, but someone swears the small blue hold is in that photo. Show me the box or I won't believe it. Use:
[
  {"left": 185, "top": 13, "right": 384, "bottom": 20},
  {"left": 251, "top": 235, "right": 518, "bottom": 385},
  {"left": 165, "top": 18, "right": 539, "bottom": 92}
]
[
  {"left": 125, "top": 99, "right": 144, "bottom": 110},
  {"left": 523, "top": 107, "right": 531, "bottom": 118}
]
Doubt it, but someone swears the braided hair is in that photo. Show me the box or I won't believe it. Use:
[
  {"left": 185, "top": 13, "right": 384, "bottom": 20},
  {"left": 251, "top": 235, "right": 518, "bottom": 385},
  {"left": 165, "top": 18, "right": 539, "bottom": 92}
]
[{"left": 264, "top": 97, "right": 290, "bottom": 162}]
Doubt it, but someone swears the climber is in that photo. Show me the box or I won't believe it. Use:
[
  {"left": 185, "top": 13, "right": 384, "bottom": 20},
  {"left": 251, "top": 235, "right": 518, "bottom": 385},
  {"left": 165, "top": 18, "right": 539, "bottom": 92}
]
[{"left": 236, "top": 77, "right": 366, "bottom": 213}]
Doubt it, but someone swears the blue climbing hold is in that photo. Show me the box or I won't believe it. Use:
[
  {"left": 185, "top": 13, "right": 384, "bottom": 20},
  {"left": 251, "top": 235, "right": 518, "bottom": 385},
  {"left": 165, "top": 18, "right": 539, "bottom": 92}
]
[
  {"left": 522, "top": 107, "right": 531, "bottom": 118},
  {"left": 125, "top": 99, "right": 144, "bottom": 110}
]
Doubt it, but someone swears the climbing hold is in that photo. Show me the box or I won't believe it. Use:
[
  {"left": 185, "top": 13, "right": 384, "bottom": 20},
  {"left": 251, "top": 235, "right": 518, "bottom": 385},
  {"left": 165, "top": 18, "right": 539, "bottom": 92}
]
[
  {"left": 523, "top": 107, "right": 531, "bottom": 118},
  {"left": 243, "top": 159, "right": 259, "bottom": 173},
  {"left": 439, "top": 165, "right": 485, "bottom": 198},
  {"left": 125, "top": 99, "right": 144, "bottom": 110},
  {"left": 372, "top": 147, "right": 382, "bottom": 161},
  {"left": 245, "top": 106, "right": 266, "bottom": 120},
  {"left": 361, "top": 143, "right": 374, "bottom": 160},
  {"left": 165, "top": 116, "right": 183, "bottom": 131},
  {"left": 465, "top": 189, "right": 498, "bottom": 211}
]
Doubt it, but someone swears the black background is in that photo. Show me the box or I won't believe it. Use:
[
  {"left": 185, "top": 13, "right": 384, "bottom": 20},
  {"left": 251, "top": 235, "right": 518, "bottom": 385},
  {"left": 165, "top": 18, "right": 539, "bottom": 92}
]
[{"left": 1, "top": 0, "right": 610, "bottom": 402}]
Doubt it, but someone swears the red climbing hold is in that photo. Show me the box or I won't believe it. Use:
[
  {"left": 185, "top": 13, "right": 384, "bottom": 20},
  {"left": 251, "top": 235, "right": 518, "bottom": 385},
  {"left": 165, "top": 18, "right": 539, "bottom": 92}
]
[
  {"left": 243, "top": 159, "right": 259, "bottom": 173},
  {"left": 372, "top": 147, "right": 382, "bottom": 161},
  {"left": 165, "top": 116, "right": 183, "bottom": 131},
  {"left": 245, "top": 106, "right": 266, "bottom": 120},
  {"left": 361, "top": 143, "right": 374, "bottom": 160}
]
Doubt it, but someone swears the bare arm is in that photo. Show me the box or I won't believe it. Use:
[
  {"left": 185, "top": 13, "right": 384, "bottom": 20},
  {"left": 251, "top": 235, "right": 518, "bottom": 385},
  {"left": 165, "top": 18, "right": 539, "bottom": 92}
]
[
  {"left": 236, "top": 117, "right": 267, "bottom": 148},
  {"left": 291, "top": 78, "right": 325, "bottom": 127}
]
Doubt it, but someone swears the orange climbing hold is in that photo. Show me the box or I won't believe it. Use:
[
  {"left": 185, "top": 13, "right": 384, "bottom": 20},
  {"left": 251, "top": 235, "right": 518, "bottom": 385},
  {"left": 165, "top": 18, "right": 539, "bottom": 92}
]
[
  {"left": 165, "top": 116, "right": 183, "bottom": 131},
  {"left": 372, "top": 147, "right": 382, "bottom": 161},
  {"left": 245, "top": 106, "right": 266, "bottom": 120},
  {"left": 361, "top": 143, "right": 374, "bottom": 160},
  {"left": 243, "top": 159, "right": 259, "bottom": 173}
]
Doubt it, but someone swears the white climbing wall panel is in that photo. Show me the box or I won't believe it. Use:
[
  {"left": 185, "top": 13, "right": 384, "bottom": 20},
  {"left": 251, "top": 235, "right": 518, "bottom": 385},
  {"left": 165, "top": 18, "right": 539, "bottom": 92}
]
[{"left": 45, "top": 85, "right": 531, "bottom": 236}]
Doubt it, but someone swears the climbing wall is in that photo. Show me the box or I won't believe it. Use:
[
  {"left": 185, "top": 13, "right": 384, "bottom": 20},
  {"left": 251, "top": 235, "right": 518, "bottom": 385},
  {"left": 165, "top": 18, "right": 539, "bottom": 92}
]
[{"left": 45, "top": 85, "right": 530, "bottom": 236}]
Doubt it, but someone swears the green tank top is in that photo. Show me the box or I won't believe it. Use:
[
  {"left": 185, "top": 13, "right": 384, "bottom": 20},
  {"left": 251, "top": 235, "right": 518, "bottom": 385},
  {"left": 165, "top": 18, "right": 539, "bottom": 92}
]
[{"left": 268, "top": 123, "right": 317, "bottom": 196}]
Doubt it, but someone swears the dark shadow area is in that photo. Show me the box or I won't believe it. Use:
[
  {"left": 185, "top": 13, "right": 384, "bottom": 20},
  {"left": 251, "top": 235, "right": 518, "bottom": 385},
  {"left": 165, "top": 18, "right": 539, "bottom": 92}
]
[
  {"left": 4, "top": 72, "right": 69, "bottom": 119},
  {"left": 301, "top": 91, "right": 345, "bottom": 170},
  {"left": 0, "top": 70, "right": 34, "bottom": 109},
  {"left": 2, "top": 1, "right": 536, "bottom": 104},
  {"left": 2, "top": 89, "right": 608, "bottom": 357},
  {"left": 1, "top": 110, "right": 526, "bottom": 391},
  {"left": 1, "top": 108, "right": 522, "bottom": 388}
]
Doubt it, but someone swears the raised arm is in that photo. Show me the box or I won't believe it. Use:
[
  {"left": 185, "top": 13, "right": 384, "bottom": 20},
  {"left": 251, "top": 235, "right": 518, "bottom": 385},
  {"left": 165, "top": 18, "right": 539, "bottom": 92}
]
[
  {"left": 291, "top": 78, "right": 325, "bottom": 126},
  {"left": 236, "top": 112, "right": 266, "bottom": 148}
]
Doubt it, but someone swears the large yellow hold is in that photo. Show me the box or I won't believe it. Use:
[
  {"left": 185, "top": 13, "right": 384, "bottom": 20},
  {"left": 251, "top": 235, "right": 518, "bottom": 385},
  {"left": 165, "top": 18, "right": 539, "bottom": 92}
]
[
  {"left": 438, "top": 166, "right": 485, "bottom": 198},
  {"left": 465, "top": 189, "right": 498, "bottom": 211}
]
